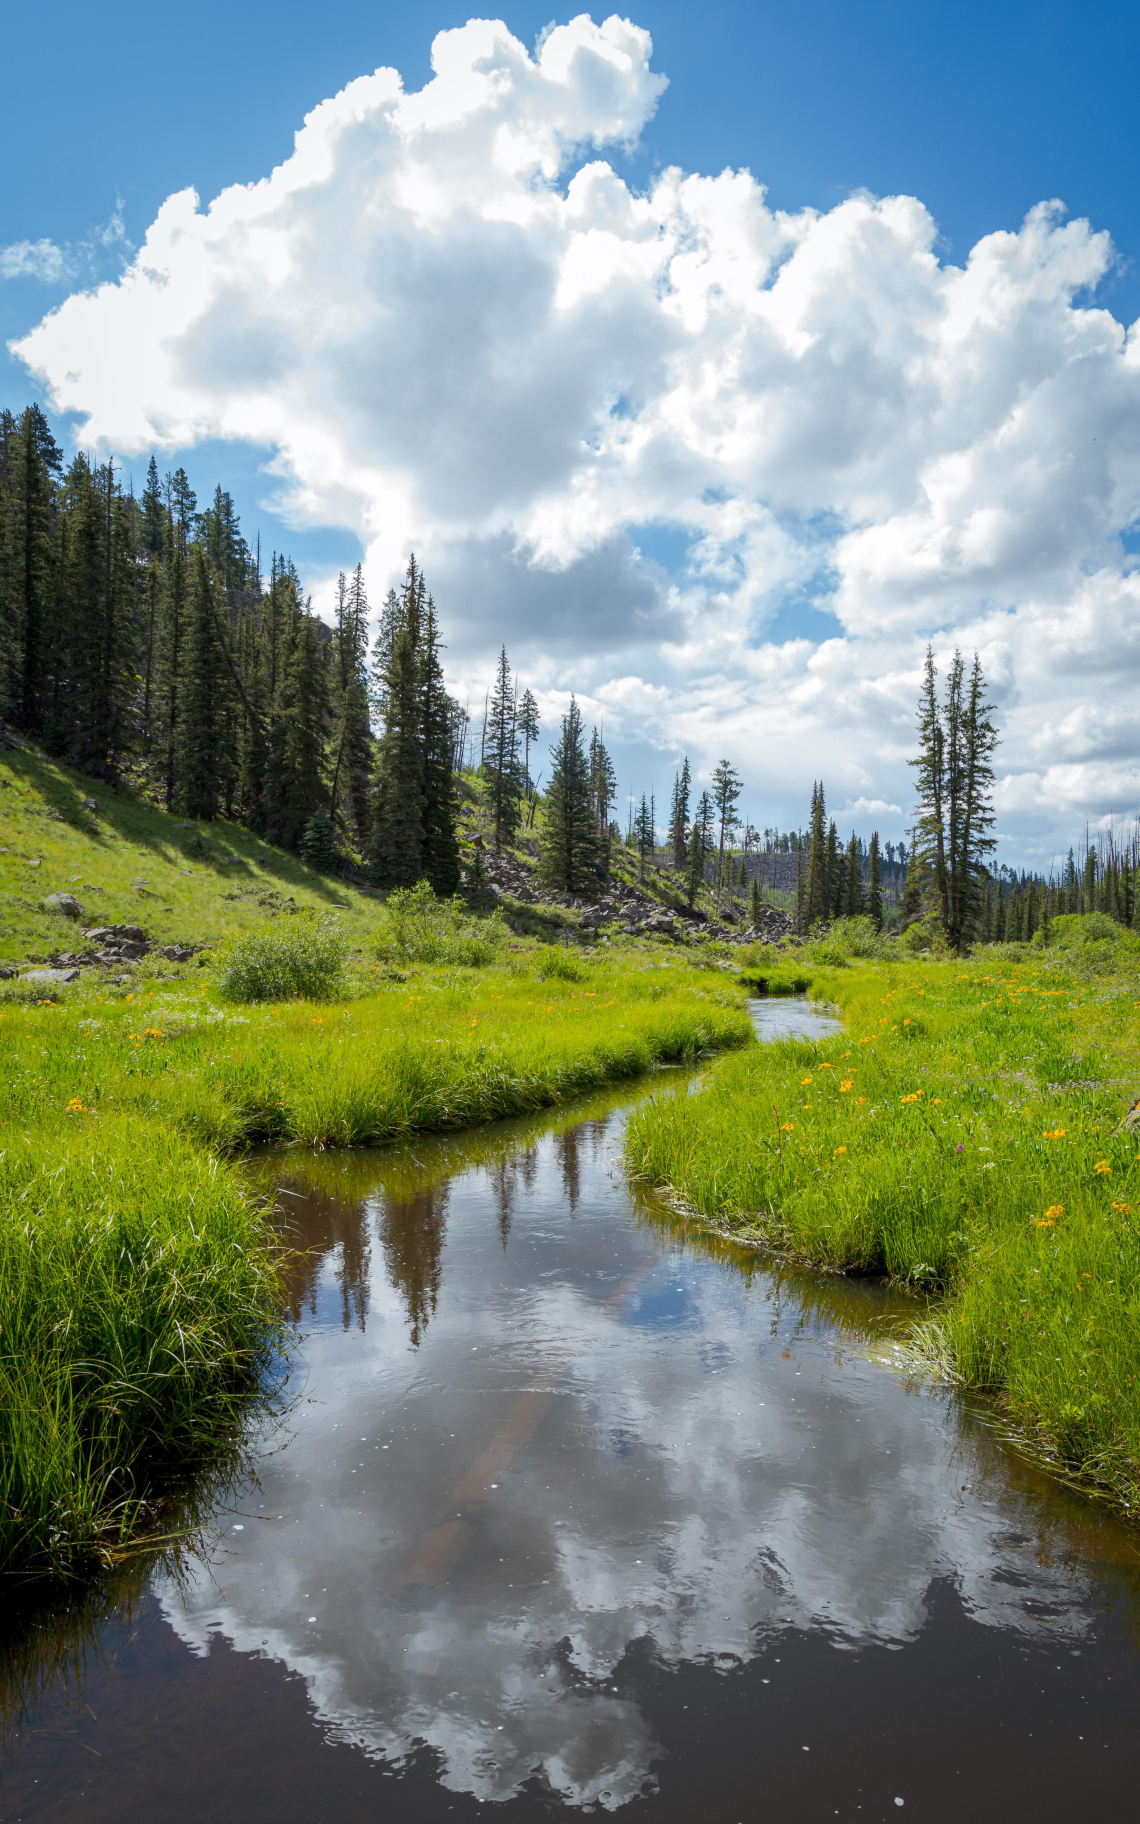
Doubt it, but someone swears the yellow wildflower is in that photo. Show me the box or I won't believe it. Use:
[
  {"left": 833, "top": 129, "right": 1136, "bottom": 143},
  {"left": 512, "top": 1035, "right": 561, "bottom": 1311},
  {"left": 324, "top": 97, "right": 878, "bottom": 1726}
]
[
  {"left": 781, "top": 1122, "right": 794, "bottom": 1133},
  {"left": 1094, "top": 1160, "right": 1112, "bottom": 1176},
  {"left": 800, "top": 1076, "right": 814, "bottom": 1086},
  {"left": 855, "top": 1096, "right": 867, "bottom": 1105},
  {"left": 833, "top": 1145, "right": 848, "bottom": 1157},
  {"left": 312, "top": 1016, "right": 325, "bottom": 1026},
  {"left": 903, "top": 1018, "right": 912, "bottom": 1027},
  {"left": 1042, "top": 1127, "right": 1066, "bottom": 1141},
  {"left": 1037, "top": 1204, "right": 1063, "bottom": 1228},
  {"left": 66, "top": 1097, "right": 85, "bottom": 1113},
  {"left": 1112, "top": 1200, "right": 1133, "bottom": 1215},
  {"left": 839, "top": 1080, "right": 854, "bottom": 1092}
]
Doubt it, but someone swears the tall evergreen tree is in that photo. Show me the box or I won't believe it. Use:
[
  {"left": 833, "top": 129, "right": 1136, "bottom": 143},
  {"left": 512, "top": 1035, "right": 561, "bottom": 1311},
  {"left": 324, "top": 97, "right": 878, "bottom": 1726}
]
[
  {"left": 866, "top": 831, "right": 883, "bottom": 930},
  {"left": 633, "top": 793, "right": 654, "bottom": 880},
  {"left": 711, "top": 758, "right": 743, "bottom": 906},
  {"left": 669, "top": 757, "right": 691, "bottom": 869},
  {"left": 843, "top": 830, "right": 863, "bottom": 916},
  {"left": 7, "top": 406, "right": 61, "bottom": 731},
  {"left": 805, "top": 782, "right": 828, "bottom": 926},
  {"left": 539, "top": 696, "right": 605, "bottom": 894},
  {"left": 588, "top": 728, "right": 617, "bottom": 864},
  {"left": 911, "top": 645, "right": 999, "bottom": 948},
  {"left": 484, "top": 646, "right": 522, "bottom": 853},
  {"left": 329, "top": 564, "right": 374, "bottom": 846},
  {"left": 369, "top": 558, "right": 426, "bottom": 887},
  {"left": 179, "top": 549, "right": 239, "bottom": 818},
  {"left": 140, "top": 455, "right": 165, "bottom": 558},
  {"left": 275, "top": 610, "right": 330, "bottom": 847},
  {"left": 518, "top": 687, "right": 540, "bottom": 796},
  {"left": 419, "top": 593, "right": 461, "bottom": 895},
  {"left": 686, "top": 790, "right": 714, "bottom": 909}
]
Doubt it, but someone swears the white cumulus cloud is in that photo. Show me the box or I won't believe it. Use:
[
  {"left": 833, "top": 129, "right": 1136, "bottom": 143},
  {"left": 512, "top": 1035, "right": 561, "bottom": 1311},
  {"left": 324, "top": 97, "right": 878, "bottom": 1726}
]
[{"left": 13, "top": 13, "right": 1140, "bottom": 854}]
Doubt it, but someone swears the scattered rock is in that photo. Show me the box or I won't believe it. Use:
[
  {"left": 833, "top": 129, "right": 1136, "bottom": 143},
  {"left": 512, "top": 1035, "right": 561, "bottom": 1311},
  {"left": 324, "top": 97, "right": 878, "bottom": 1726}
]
[
  {"left": 26, "top": 858, "right": 42, "bottom": 869},
  {"left": 161, "top": 944, "right": 197, "bottom": 963},
  {"left": 81, "top": 796, "right": 98, "bottom": 813},
  {"left": 43, "top": 892, "right": 84, "bottom": 920},
  {"left": 85, "top": 924, "right": 148, "bottom": 944},
  {"left": 23, "top": 967, "right": 80, "bottom": 986},
  {"left": 0, "top": 966, "right": 17, "bottom": 980}
]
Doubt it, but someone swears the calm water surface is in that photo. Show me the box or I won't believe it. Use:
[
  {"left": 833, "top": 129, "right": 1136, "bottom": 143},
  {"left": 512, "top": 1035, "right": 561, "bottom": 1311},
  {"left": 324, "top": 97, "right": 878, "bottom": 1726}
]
[{"left": 3, "top": 1000, "right": 1140, "bottom": 1820}]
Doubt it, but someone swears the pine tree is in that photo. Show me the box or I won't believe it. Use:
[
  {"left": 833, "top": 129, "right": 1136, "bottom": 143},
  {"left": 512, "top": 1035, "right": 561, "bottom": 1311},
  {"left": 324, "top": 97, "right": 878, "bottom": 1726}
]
[
  {"left": 539, "top": 696, "right": 605, "bottom": 893},
  {"left": 329, "top": 564, "right": 374, "bottom": 846},
  {"left": 589, "top": 728, "right": 617, "bottom": 866},
  {"left": 152, "top": 529, "right": 186, "bottom": 810},
  {"left": 276, "top": 611, "right": 330, "bottom": 847},
  {"left": 669, "top": 757, "right": 691, "bottom": 869},
  {"left": 950, "top": 652, "right": 998, "bottom": 945},
  {"left": 825, "top": 820, "right": 840, "bottom": 917},
  {"left": 843, "top": 831, "right": 863, "bottom": 916},
  {"left": 686, "top": 790, "right": 714, "bottom": 909},
  {"left": 180, "top": 549, "right": 239, "bottom": 818},
  {"left": 634, "top": 793, "right": 654, "bottom": 880},
  {"left": 419, "top": 593, "right": 461, "bottom": 895},
  {"left": 805, "top": 783, "right": 828, "bottom": 926},
  {"left": 369, "top": 559, "right": 426, "bottom": 887},
  {"left": 866, "top": 831, "right": 883, "bottom": 929},
  {"left": 518, "top": 687, "right": 540, "bottom": 798},
  {"left": 65, "top": 460, "right": 138, "bottom": 779},
  {"left": 750, "top": 873, "right": 762, "bottom": 927},
  {"left": 140, "top": 455, "right": 165, "bottom": 558},
  {"left": 911, "top": 645, "right": 999, "bottom": 948},
  {"left": 912, "top": 647, "right": 948, "bottom": 929},
  {"left": 711, "top": 758, "right": 743, "bottom": 907},
  {"left": 484, "top": 646, "right": 522, "bottom": 853},
  {"left": 900, "top": 827, "right": 925, "bottom": 925},
  {"left": 300, "top": 806, "right": 340, "bottom": 873},
  {"left": 7, "top": 406, "right": 61, "bottom": 731}
]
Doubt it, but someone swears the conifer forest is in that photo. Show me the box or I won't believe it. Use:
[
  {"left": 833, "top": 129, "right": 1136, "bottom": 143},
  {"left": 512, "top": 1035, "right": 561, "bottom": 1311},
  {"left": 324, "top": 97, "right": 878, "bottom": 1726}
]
[{"left": 1, "top": 399, "right": 1137, "bottom": 946}]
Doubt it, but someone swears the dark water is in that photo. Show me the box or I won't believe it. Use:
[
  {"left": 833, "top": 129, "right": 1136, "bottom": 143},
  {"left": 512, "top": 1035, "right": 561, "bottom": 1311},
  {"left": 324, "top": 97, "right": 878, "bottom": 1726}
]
[{"left": 4, "top": 1002, "right": 1140, "bottom": 1820}]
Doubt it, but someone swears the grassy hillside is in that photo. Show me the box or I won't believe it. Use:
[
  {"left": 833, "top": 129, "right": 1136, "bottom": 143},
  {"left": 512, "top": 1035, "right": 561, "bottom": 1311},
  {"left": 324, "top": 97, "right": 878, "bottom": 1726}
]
[{"left": 0, "top": 747, "right": 380, "bottom": 973}]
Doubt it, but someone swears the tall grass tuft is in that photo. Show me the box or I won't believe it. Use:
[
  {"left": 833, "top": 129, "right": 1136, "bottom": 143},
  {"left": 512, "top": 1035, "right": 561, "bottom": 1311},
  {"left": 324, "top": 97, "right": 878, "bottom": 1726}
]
[
  {"left": 0, "top": 1117, "right": 282, "bottom": 1573},
  {"left": 374, "top": 880, "right": 506, "bottom": 966},
  {"left": 215, "top": 913, "right": 348, "bottom": 1002}
]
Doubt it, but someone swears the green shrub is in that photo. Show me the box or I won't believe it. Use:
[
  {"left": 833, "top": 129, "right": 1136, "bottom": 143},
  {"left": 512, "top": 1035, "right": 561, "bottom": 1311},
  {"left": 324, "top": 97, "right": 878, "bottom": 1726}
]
[
  {"left": 375, "top": 879, "right": 505, "bottom": 966},
  {"left": 805, "top": 915, "right": 895, "bottom": 965},
  {"left": 215, "top": 914, "right": 348, "bottom": 1002},
  {"left": 1049, "top": 911, "right": 1138, "bottom": 949},
  {"left": 897, "top": 916, "right": 949, "bottom": 957},
  {"left": 535, "top": 950, "right": 586, "bottom": 982}
]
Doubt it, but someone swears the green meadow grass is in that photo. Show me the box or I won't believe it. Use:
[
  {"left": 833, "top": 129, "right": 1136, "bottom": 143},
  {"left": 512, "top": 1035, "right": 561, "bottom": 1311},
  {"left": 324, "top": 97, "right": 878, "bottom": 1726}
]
[
  {"left": 626, "top": 931, "right": 1140, "bottom": 1511},
  {"left": 0, "top": 1117, "right": 281, "bottom": 1574},
  {"left": 0, "top": 748, "right": 754, "bottom": 1572}
]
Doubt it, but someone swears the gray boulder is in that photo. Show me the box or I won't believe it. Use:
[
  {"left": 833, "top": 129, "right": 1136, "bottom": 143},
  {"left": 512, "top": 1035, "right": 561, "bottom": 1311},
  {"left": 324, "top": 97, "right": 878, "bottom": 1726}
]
[
  {"left": 84, "top": 924, "right": 147, "bottom": 944},
  {"left": 23, "top": 967, "right": 81, "bottom": 985},
  {"left": 44, "top": 892, "right": 84, "bottom": 920}
]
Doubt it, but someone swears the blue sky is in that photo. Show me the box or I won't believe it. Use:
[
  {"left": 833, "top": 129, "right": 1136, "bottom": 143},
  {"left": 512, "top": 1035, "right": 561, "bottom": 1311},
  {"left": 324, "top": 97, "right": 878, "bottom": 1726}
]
[
  {"left": 7, "top": 0, "right": 1140, "bottom": 569},
  {"left": 6, "top": 2, "right": 1140, "bottom": 851}
]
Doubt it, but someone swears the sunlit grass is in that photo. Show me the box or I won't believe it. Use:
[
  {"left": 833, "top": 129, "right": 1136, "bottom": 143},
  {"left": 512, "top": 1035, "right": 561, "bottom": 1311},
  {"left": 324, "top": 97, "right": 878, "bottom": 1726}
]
[{"left": 625, "top": 946, "right": 1140, "bottom": 1510}]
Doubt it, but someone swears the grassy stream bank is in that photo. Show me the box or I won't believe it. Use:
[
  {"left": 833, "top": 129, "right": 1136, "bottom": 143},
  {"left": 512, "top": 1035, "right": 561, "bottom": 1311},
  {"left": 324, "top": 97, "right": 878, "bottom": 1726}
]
[
  {"left": 626, "top": 917, "right": 1140, "bottom": 1512},
  {"left": 1, "top": 970, "right": 748, "bottom": 1575}
]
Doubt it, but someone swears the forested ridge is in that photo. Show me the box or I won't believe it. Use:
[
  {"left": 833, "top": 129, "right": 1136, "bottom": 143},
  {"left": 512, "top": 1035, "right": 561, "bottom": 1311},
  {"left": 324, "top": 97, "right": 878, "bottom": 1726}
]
[{"left": 0, "top": 404, "right": 467, "bottom": 886}]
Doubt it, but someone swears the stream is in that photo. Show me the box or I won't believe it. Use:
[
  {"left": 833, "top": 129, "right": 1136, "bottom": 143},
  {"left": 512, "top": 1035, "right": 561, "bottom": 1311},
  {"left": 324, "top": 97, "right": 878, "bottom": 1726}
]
[{"left": 2, "top": 1000, "right": 1140, "bottom": 1819}]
